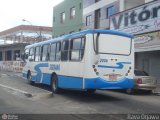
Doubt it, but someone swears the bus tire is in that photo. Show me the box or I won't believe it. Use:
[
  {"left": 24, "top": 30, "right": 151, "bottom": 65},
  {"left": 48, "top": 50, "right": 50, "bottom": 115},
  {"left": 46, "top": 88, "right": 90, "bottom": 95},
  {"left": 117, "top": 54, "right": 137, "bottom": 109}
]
[
  {"left": 27, "top": 71, "right": 34, "bottom": 85},
  {"left": 86, "top": 89, "right": 96, "bottom": 94},
  {"left": 51, "top": 74, "right": 60, "bottom": 94},
  {"left": 126, "top": 89, "right": 134, "bottom": 94}
]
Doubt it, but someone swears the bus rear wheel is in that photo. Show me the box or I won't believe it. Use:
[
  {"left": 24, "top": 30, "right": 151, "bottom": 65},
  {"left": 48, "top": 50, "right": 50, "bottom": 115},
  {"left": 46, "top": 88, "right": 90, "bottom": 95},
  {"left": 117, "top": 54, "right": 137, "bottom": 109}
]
[
  {"left": 126, "top": 88, "right": 134, "bottom": 94},
  {"left": 51, "top": 74, "right": 60, "bottom": 94}
]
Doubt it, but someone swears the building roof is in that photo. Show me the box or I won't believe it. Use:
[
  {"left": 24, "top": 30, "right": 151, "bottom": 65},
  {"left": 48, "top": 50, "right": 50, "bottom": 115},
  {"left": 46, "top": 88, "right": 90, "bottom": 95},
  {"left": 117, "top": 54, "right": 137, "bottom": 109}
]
[
  {"left": 0, "top": 25, "right": 52, "bottom": 36},
  {"left": 0, "top": 25, "right": 52, "bottom": 43},
  {"left": 0, "top": 43, "right": 29, "bottom": 48}
]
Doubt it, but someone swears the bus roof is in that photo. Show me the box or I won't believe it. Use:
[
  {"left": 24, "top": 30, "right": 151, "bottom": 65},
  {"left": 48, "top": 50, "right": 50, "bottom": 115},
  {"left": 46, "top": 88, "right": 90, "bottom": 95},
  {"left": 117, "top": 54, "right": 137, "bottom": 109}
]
[{"left": 25, "top": 29, "right": 133, "bottom": 49}]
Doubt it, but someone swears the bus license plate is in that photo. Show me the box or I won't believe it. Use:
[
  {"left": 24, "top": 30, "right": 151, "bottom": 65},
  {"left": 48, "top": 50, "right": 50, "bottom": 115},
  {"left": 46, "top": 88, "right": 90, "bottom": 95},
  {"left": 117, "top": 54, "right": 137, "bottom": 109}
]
[{"left": 109, "top": 74, "right": 117, "bottom": 80}]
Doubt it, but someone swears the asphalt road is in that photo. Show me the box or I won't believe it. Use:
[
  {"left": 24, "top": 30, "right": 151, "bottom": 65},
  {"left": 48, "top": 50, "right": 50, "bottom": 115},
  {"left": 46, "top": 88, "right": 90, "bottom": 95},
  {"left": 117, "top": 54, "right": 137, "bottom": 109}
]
[{"left": 0, "top": 72, "right": 160, "bottom": 120}]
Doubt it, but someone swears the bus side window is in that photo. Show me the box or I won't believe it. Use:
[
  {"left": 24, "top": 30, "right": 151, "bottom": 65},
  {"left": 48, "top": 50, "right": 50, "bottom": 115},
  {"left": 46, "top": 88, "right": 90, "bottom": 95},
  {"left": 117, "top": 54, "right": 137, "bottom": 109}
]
[
  {"left": 42, "top": 45, "right": 49, "bottom": 61},
  {"left": 50, "top": 43, "right": 56, "bottom": 61},
  {"left": 35, "top": 46, "right": 41, "bottom": 62},
  {"left": 56, "top": 42, "right": 61, "bottom": 61},
  {"left": 80, "top": 38, "right": 85, "bottom": 60},
  {"left": 29, "top": 48, "right": 35, "bottom": 61},
  {"left": 61, "top": 40, "right": 69, "bottom": 61},
  {"left": 70, "top": 37, "right": 85, "bottom": 61}
]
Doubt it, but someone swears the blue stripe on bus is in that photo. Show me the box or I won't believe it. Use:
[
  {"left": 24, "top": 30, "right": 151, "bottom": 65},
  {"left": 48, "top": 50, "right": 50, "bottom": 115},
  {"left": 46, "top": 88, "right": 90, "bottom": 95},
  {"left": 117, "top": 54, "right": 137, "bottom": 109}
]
[
  {"left": 22, "top": 72, "right": 133, "bottom": 90},
  {"left": 98, "top": 62, "right": 131, "bottom": 69},
  {"left": 84, "top": 77, "right": 134, "bottom": 89},
  {"left": 34, "top": 63, "right": 49, "bottom": 82},
  {"left": 41, "top": 73, "right": 51, "bottom": 85},
  {"left": 58, "top": 75, "right": 83, "bottom": 89}
]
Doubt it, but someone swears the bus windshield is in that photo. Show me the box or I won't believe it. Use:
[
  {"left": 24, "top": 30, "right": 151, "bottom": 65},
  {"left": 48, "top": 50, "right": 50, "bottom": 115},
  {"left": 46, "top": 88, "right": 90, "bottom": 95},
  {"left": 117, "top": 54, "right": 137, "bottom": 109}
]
[{"left": 96, "top": 34, "right": 132, "bottom": 55}]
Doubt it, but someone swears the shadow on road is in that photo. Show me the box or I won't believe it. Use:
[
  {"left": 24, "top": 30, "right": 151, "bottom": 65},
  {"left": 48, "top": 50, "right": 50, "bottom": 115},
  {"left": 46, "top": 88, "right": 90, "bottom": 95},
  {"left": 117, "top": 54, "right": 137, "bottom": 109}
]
[
  {"left": 57, "top": 90, "right": 123, "bottom": 103},
  {"left": 111, "top": 89, "right": 154, "bottom": 96},
  {"left": 30, "top": 83, "right": 122, "bottom": 102}
]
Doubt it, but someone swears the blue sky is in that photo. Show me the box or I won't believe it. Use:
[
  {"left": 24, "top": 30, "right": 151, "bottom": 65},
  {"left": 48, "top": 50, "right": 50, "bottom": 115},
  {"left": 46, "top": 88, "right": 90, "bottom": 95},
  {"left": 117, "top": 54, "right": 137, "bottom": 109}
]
[{"left": 0, "top": 0, "right": 63, "bottom": 31}]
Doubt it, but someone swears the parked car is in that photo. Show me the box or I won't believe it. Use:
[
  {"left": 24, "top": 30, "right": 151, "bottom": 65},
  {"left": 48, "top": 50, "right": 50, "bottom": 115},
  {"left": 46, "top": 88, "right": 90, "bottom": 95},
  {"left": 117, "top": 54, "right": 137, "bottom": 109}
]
[{"left": 126, "top": 70, "right": 157, "bottom": 94}]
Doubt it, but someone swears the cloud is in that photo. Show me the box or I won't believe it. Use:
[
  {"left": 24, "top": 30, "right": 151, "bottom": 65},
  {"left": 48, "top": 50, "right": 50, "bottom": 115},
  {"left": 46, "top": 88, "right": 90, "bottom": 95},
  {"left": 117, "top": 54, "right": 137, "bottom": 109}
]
[{"left": 0, "top": 0, "right": 63, "bottom": 31}]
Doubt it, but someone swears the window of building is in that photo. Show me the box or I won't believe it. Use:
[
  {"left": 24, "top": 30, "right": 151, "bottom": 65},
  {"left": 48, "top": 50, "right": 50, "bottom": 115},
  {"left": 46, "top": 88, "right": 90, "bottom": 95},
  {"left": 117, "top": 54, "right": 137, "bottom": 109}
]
[
  {"left": 95, "top": 0, "right": 101, "bottom": 2},
  {"left": 86, "top": 15, "right": 92, "bottom": 26},
  {"left": 29, "top": 48, "right": 35, "bottom": 61},
  {"left": 79, "top": 3, "right": 82, "bottom": 9},
  {"left": 5, "top": 50, "right": 12, "bottom": 61},
  {"left": 106, "top": 6, "right": 115, "bottom": 18},
  {"left": 25, "top": 49, "right": 29, "bottom": 60},
  {"left": 53, "top": 17, "right": 56, "bottom": 22},
  {"left": 41, "top": 45, "right": 49, "bottom": 61},
  {"left": 14, "top": 50, "right": 20, "bottom": 61},
  {"left": 60, "top": 12, "right": 65, "bottom": 24},
  {"left": 70, "top": 37, "right": 85, "bottom": 61},
  {"left": 0, "top": 52, "right": 2, "bottom": 61},
  {"left": 70, "top": 7, "right": 75, "bottom": 19},
  {"left": 61, "top": 40, "right": 69, "bottom": 61},
  {"left": 34, "top": 47, "right": 41, "bottom": 62}
]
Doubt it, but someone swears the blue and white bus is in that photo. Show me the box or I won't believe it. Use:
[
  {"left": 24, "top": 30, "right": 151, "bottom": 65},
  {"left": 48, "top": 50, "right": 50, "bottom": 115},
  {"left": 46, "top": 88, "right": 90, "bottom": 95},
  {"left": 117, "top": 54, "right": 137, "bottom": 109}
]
[{"left": 22, "top": 29, "right": 134, "bottom": 93}]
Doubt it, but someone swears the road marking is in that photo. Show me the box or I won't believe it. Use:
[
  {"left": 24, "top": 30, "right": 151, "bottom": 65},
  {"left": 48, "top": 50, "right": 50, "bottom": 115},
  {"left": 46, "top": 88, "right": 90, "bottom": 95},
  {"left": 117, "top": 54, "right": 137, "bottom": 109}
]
[
  {"left": 0, "top": 83, "right": 32, "bottom": 97},
  {"left": 0, "top": 83, "right": 52, "bottom": 99}
]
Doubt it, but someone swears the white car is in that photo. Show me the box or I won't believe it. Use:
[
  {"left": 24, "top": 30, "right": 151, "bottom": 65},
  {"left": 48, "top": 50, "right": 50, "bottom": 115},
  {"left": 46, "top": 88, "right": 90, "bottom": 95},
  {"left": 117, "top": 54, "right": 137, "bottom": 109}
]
[{"left": 126, "top": 70, "right": 157, "bottom": 94}]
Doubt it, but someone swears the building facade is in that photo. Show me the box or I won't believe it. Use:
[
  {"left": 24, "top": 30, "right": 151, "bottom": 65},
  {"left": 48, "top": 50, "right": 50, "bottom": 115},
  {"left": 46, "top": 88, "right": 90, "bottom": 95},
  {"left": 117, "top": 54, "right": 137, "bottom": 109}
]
[
  {"left": 83, "top": 0, "right": 145, "bottom": 30},
  {"left": 110, "top": 0, "right": 160, "bottom": 83},
  {"left": 0, "top": 43, "right": 28, "bottom": 73},
  {"left": 0, "top": 25, "right": 52, "bottom": 44},
  {"left": 0, "top": 25, "right": 52, "bottom": 72},
  {"left": 53, "top": 0, "right": 83, "bottom": 37}
]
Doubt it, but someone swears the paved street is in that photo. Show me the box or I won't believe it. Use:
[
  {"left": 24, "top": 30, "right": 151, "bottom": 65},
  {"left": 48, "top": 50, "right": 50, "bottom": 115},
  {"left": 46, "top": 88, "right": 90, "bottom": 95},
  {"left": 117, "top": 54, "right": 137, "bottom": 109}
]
[{"left": 0, "top": 71, "right": 160, "bottom": 117}]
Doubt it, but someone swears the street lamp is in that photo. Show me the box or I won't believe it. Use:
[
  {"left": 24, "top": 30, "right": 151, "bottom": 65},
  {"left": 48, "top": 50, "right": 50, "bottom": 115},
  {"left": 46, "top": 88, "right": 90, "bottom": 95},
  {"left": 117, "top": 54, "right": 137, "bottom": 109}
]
[
  {"left": 22, "top": 19, "right": 42, "bottom": 42},
  {"left": 22, "top": 19, "right": 33, "bottom": 26}
]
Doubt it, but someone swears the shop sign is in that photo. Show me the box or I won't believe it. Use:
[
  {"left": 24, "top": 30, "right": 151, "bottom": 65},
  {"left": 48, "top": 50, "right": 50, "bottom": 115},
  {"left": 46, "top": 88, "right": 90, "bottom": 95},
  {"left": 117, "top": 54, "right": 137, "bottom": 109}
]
[
  {"left": 134, "top": 31, "right": 160, "bottom": 52},
  {"left": 110, "top": 0, "right": 160, "bottom": 35},
  {"left": 134, "top": 35, "right": 153, "bottom": 44}
]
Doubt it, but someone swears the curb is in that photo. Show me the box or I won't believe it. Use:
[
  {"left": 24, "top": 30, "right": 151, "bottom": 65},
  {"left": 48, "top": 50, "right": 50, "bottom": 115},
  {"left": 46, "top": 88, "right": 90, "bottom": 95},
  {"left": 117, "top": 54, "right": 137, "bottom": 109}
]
[
  {"left": 0, "top": 83, "right": 33, "bottom": 98},
  {"left": 0, "top": 83, "right": 52, "bottom": 99}
]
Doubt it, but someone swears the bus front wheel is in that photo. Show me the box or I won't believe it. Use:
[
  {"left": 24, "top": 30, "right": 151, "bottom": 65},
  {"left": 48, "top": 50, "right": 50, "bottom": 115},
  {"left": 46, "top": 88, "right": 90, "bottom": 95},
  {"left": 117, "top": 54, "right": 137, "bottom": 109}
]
[
  {"left": 51, "top": 74, "right": 60, "bottom": 94},
  {"left": 27, "top": 72, "right": 34, "bottom": 85}
]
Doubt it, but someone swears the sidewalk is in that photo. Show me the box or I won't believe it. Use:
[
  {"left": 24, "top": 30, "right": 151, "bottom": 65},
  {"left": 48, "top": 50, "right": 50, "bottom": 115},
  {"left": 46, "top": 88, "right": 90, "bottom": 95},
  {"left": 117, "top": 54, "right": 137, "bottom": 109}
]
[
  {"left": 0, "top": 70, "right": 52, "bottom": 99},
  {"left": 0, "top": 70, "right": 22, "bottom": 77},
  {"left": 154, "top": 84, "right": 160, "bottom": 94}
]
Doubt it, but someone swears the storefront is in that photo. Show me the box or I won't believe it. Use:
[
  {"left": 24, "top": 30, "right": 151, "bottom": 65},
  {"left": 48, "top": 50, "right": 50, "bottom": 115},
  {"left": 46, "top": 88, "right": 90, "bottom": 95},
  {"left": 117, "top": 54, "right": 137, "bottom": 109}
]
[
  {"left": 110, "top": 0, "right": 160, "bottom": 83},
  {"left": 0, "top": 43, "right": 28, "bottom": 73}
]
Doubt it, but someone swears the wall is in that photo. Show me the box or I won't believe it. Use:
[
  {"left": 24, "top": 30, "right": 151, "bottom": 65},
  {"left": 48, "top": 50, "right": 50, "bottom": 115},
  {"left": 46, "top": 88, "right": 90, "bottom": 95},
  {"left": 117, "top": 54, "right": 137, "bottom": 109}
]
[
  {"left": 83, "top": 0, "right": 95, "bottom": 9},
  {"left": 83, "top": 0, "right": 119, "bottom": 30},
  {"left": 53, "top": 0, "right": 83, "bottom": 37},
  {"left": 0, "top": 43, "right": 27, "bottom": 73},
  {"left": 124, "top": 0, "right": 145, "bottom": 10},
  {"left": 0, "top": 61, "right": 24, "bottom": 73},
  {"left": 145, "top": 0, "right": 154, "bottom": 3},
  {"left": 135, "top": 51, "right": 160, "bottom": 84}
]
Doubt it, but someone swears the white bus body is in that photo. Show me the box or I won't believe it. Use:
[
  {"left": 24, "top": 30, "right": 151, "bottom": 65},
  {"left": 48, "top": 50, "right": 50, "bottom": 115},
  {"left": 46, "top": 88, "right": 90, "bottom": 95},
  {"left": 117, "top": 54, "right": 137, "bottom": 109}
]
[{"left": 22, "top": 29, "right": 134, "bottom": 92}]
